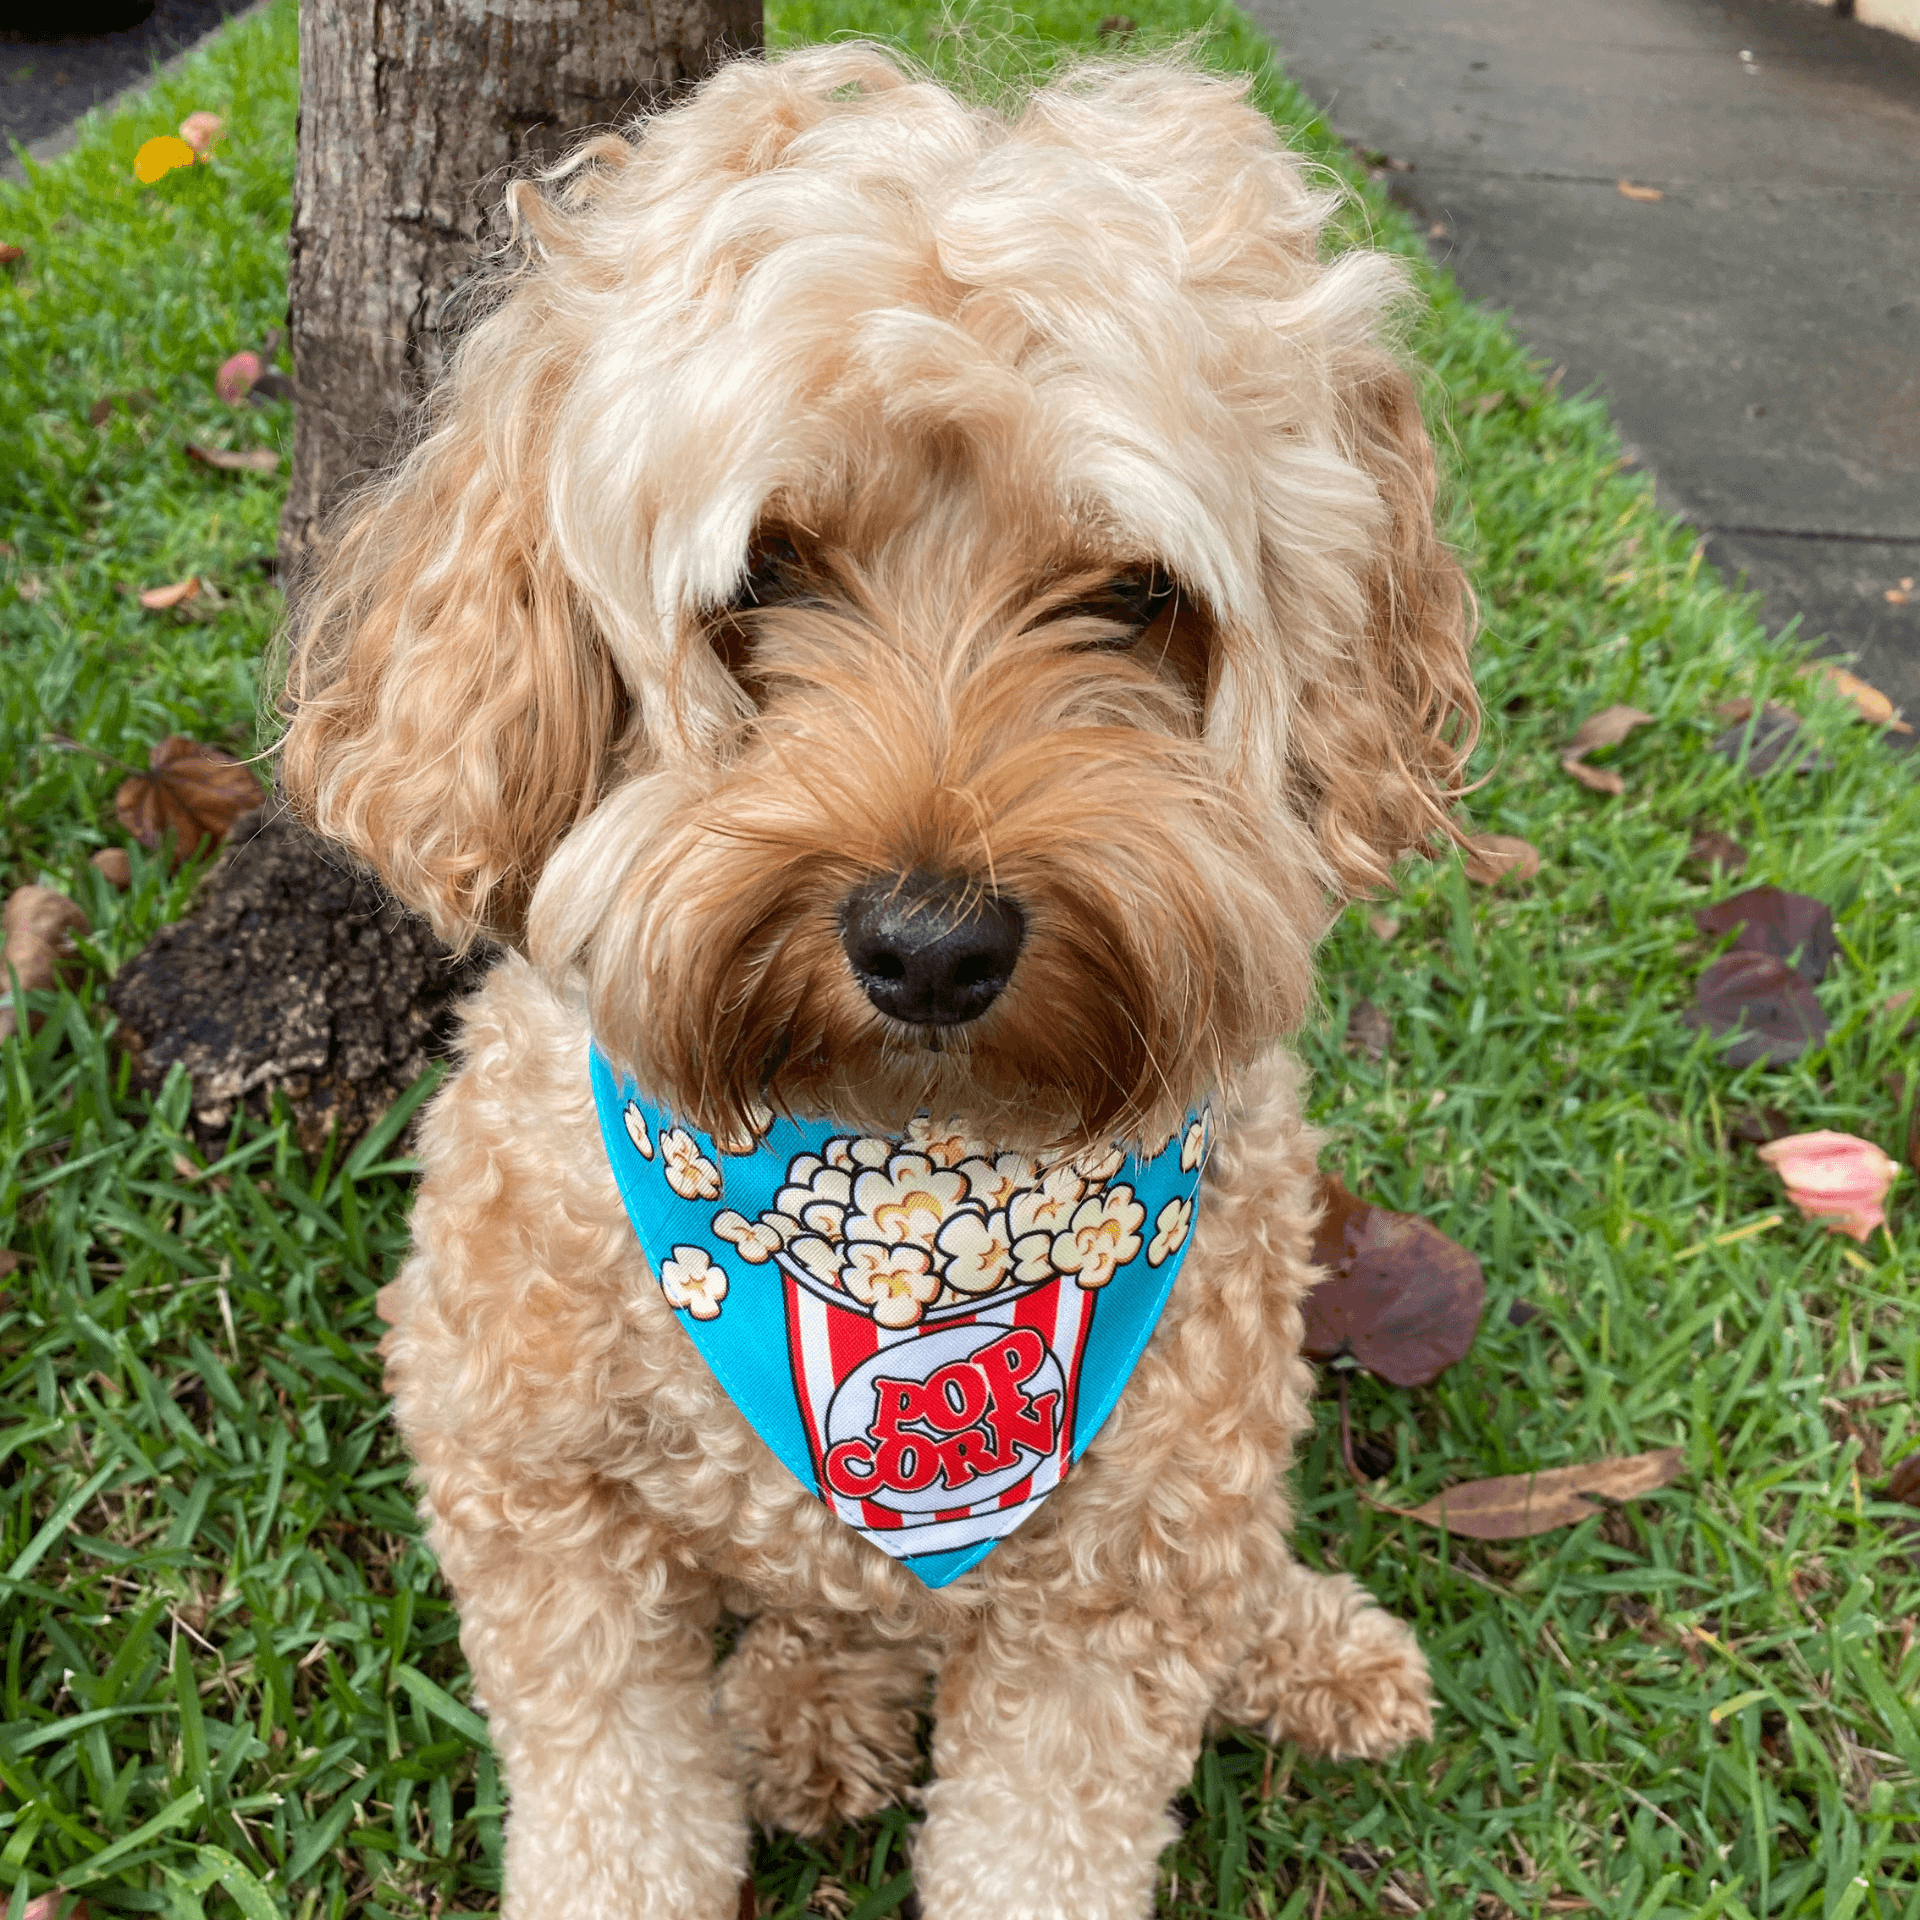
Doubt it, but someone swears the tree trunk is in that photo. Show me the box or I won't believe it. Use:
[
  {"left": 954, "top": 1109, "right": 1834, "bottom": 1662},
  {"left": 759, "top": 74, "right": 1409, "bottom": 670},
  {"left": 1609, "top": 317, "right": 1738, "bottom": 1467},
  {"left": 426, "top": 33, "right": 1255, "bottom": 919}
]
[
  {"left": 280, "top": 0, "right": 762, "bottom": 569},
  {"left": 107, "top": 0, "right": 761, "bottom": 1158}
]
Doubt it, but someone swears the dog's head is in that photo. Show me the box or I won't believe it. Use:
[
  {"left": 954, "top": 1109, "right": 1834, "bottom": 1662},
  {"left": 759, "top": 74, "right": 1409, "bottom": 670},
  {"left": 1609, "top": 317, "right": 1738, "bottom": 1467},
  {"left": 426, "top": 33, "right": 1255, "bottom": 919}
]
[{"left": 280, "top": 44, "right": 1475, "bottom": 1154}]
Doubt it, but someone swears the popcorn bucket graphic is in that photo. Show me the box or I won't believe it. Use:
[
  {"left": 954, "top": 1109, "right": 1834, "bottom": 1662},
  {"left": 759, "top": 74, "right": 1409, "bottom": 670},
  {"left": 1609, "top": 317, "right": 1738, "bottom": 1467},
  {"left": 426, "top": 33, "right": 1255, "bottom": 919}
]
[
  {"left": 589, "top": 1046, "right": 1211, "bottom": 1587},
  {"left": 780, "top": 1250, "right": 1095, "bottom": 1563}
]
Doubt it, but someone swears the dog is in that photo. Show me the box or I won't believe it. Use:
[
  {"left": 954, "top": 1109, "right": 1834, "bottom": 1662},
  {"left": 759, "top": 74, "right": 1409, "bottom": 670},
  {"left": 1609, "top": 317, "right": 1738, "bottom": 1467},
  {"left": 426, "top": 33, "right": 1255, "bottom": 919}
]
[{"left": 280, "top": 41, "right": 1475, "bottom": 1920}]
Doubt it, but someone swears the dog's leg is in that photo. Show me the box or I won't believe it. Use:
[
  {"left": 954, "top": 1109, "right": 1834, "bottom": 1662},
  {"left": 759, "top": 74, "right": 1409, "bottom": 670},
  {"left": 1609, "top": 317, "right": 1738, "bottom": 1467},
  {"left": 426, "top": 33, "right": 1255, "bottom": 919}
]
[
  {"left": 1216, "top": 1561, "right": 1432, "bottom": 1761},
  {"left": 441, "top": 1523, "right": 747, "bottom": 1920},
  {"left": 911, "top": 1608, "right": 1221, "bottom": 1920},
  {"left": 717, "top": 1611, "right": 933, "bottom": 1833}
]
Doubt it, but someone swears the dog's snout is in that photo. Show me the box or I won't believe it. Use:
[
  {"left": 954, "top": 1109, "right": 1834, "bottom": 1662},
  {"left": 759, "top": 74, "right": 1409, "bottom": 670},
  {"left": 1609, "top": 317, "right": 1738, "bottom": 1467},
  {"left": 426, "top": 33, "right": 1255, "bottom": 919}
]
[{"left": 839, "top": 872, "right": 1026, "bottom": 1026}]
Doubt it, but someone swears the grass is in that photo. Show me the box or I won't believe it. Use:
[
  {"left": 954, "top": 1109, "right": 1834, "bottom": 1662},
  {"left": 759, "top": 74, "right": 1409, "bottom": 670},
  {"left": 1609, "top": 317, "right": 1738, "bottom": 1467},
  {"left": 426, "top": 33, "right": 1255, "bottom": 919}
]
[{"left": 0, "top": 0, "right": 1916, "bottom": 1916}]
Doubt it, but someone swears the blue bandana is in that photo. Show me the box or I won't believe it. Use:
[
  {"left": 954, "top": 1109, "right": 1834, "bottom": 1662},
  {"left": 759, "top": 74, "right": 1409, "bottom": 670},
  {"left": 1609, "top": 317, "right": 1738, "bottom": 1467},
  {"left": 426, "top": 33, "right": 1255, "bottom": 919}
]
[{"left": 590, "top": 1045, "right": 1211, "bottom": 1587}]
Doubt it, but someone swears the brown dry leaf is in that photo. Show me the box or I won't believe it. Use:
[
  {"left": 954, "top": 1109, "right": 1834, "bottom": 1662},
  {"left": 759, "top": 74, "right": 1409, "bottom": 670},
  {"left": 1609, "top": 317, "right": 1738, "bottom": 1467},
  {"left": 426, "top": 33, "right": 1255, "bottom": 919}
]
[
  {"left": 1463, "top": 834, "right": 1541, "bottom": 885},
  {"left": 1303, "top": 1173, "right": 1485, "bottom": 1388},
  {"left": 1565, "top": 704, "right": 1656, "bottom": 758},
  {"left": 1617, "top": 179, "right": 1665, "bottom": 202},
  {"left": 138, "top": 577, "right": 199, "bottom": 611},
  {"left": 1368, "top": 911, "right": 1401, "bottom": 942},
  {"left": 1473, "top": 390, "right": 1507, "bottom": 417},
  {"left": 1, "top": 886, "right": 90, "bottom": 1041},
  {"left": 1694, "top": 885, "right": 1836, "bottom": 982},
  {"left": 1729, "top": 1105, "right": 1793, "bottom": 1146},
  {"left": 90, "top": 847, "right": 132, "bottom": 890},
  {"left": 0, "top": 243, "right": 22, "bottom": 267},
  {"left": 113, "top": 736, "right": 263, "bottom": 865},
  {"left": 24, "top": 1896, "right": 88, "bottom": 1920},
  {"left": 1346, "top": 999, "right": 1392, "bottom": 1064},
  {"left": 1687, "top": 827, "right": 1748, "bottom": 874},
  {"left": 1889, "top": 1453, "right": 1920, "bottom": 1509},
  {"left": 1560, "top": 705, "right": 1654, "bottom": 794},
  {"left": 185, "top": 442, "right": 281, "bottom": 473},
  {"left": 1799, "top": 661, "right": 1912, "bottom": 732},
  {"left": 1714, "top": 695, "right": 1755, "bottom": 725},
  {"left": 1889, "top": 588, "right": 1911, "bottom": 607},
  {"left": 1401, "top": 1448, "right": 1684, "bottom": 1539},
  {"left": 1685, "top": 950, "right": 1829, "bottom": 1066},
  {"left": 1711, "top": 703, "right": 1829, "bottom": 777},
  {"left": 1561, "top": 756, "right": 1625, "bottom": 795}
]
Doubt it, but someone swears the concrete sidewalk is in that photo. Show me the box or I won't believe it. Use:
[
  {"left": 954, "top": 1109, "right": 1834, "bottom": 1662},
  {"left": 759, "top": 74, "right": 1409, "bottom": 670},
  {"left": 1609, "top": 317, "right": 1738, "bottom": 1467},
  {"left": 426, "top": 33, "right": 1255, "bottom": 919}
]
[{"left": 1246, "top": 0, "right": 1920, "bottom": 712}]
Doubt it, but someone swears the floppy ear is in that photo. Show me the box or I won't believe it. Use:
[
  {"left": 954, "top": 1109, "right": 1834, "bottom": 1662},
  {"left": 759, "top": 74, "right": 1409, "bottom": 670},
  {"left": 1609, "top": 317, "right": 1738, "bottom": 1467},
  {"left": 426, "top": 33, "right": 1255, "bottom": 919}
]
[
  {"left": 278, "top": 294, "right": 630, "bottom": 952},
  {"left": 1289, "top": 349, "right": 1478, "bottom": 897}
]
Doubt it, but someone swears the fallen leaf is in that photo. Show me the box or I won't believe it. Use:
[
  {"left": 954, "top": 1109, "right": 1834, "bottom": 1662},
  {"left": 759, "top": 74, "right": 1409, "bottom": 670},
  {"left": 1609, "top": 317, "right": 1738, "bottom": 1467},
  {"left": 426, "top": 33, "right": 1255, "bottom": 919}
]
[
  {"left": 1693, "top": 886, "right": 1836, "bottom": 982},
  {"left": 87, "top": 388, "right": 154, "bottom": 427},
  {"left": 1561, "top": 756, "right": 1626, "bottom": 795},
  {"left": 15, "top": 574, "right": 42, "bottom": 602},
  {"left": 24, "top": 1895, "right": 88, "bottom": 1920},
  {"left": 1473, "top": 391, "right": 1506, "bottom": 417},
  {"left": 186, "top": 443, "right": 281, "bottom": 473},
  {"left": 1400, "top": 1448, "right": 1684, "bottom": 1539},
  {"left": 1, "top": 886, "right": 90, "bottom": 1042},
  {"left": 90, "top": 847, "right": 132, "bottom": 890},
  {"left": 215, "top": 350, "right": 261, "bottom": 404},
  {"left": 178, "top": 110, "right": 224, "bottom": 154},
  {"left": 1565, "top": 704, "right": 1656, "bottom": 759},
  {"left": 1685, "top": 951, "right": 1829, "bottom": 1066},
  {"left": 1463, "top": 834, "right": 1541, "bottom": 885},
  {"left": 1798, "top": 661, "right": 1905, "bottom": 729},
  {"left": 1303, "top": 1174, "right": 1485, "bottom": 1388},
  {"left": 1506, "top": 1299, "right": 1544, "bottom": 1328},
  {"left": 1617, "top": 179, "right": 1665, "bottom": 202},
  {"left": 1714, "top": 695, "right": 1755, "bottom": 724},
  {"left": 0, "top": 242, "right": 22, "bottom": 267},
  {"left": 1711, "top": 703, "right": 1830, "bottom": 776},
  {"left": 137, "top": 576, "right": 199, "bottom": 611},
  {"left": 248, "top": 369, "right": 296, "bottom": 404},
  {"left": 1889, "top": 1454, "right": 1920, "bottom": 1509},
  {"left": 1096, "top": 13, "right": 1136, "bottom": 33},
  {"left": 1729, "top": 1106, "right": 1793, "bottom": 1146},
  {"left": 1686, "top": 827, "right": 1748, "bottom": 874},
  {"left": 1368, "top": 912, "right": 1400, "bottom": 942},
  {"left": 1757, "top": 1130, "right": 1899, "bottom": 1241},
  {"left": 1346, "top": 999, "right": 1392, "bottom": 1064},
  {"left": 134, "top": 134, "right": 196, "bottom": 184},
  {"left": 113, "top": 736, "right": 263, "bottom": 865},
  {"left": 1889, "top": 589, "right": 1911, "bottom": 607}
]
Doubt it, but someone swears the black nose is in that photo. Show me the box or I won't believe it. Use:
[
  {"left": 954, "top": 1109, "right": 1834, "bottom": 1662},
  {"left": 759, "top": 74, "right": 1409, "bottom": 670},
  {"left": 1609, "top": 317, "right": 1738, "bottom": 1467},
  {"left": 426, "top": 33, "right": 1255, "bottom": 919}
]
[{"left": 839, "top": 872, "right": 1026, "bottom": 1026}]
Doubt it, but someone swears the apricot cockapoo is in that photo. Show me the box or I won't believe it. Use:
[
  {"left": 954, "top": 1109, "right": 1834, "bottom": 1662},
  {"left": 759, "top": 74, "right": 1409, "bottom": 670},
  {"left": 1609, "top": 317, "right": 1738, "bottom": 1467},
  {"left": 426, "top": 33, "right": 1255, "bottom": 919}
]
[{"left": 282, "top": 40, "right": 1475, "bottom": 1920}]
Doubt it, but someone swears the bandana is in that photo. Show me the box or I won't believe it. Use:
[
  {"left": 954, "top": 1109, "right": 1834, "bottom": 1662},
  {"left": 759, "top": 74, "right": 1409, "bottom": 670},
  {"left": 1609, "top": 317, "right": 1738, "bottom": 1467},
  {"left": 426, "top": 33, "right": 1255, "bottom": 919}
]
[{"left": 590, "top": 1045, "right": 1211, "bottom": 1588}]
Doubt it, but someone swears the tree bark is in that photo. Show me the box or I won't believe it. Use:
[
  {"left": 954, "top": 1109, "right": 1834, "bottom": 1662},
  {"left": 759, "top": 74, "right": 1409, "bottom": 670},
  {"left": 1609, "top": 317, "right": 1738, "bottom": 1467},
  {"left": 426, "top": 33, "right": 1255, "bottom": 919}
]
[
  {"left": 108, "top": 0, "right": 761, "bottom": 1157},
  {"left": 280, "top": 0, "right": 762, "bottom": 569}
]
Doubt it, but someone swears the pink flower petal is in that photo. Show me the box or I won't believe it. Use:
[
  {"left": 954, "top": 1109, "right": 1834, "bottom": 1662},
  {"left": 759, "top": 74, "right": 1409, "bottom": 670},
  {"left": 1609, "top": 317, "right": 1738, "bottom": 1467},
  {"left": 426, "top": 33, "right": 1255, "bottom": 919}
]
[
  {"left": 1756, "top": 1129, "right": 1900, "bottom": 1241},
  {"left": 179, "top": 111, "right": 224, "bottom": 154},
  {"left": 215, "top": 350, "right": 261, "bottom": 404}
]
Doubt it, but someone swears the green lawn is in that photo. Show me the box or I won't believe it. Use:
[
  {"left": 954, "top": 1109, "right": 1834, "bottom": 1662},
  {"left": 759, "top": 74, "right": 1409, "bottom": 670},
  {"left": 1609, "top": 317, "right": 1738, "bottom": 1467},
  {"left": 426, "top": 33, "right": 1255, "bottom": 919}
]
[{"left": 1, "top": 2, "right": 1916, "bottom": 1916}]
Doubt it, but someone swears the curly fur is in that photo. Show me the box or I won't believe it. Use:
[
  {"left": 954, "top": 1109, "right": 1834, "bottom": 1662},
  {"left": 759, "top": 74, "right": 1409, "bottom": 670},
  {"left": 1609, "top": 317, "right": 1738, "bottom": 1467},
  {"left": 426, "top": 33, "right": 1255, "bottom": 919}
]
[{"left": 282, "top": 42, "right": 1471, "bottom": 1920}]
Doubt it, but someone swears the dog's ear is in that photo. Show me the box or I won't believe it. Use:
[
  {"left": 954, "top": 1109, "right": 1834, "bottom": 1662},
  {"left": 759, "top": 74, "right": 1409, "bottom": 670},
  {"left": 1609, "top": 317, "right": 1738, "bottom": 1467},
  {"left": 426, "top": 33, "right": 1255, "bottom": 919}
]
[
  {"left": 1287, "top": 349, "right": 1478, "bottom": 898},
  {"left": 278, "top": 357, "right": 629, "bottom": 952}
]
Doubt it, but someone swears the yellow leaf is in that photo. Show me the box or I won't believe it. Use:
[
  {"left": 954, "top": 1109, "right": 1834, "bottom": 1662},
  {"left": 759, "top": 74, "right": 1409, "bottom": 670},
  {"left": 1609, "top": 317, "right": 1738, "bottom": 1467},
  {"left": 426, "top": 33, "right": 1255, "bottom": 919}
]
[
  {"left": 1617, "top": 179, "right": 1665, "bottom": 202},
  {"left": 134, "top": 135, "right": 196, "bottom": 185}
]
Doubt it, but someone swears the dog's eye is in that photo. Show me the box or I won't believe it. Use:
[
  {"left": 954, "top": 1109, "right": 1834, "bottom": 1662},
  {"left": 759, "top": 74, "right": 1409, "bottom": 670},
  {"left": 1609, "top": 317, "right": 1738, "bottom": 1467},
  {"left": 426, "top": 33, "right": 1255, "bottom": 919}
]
[
  {"left": 729, "top": 532, "right": 811, "bottom": 613},
  {"left": 1056, "top": 567, "right": 1181, "bottom": 650},
  {"left": 709, "top": 531, "right": 817, "bottom": 689}
]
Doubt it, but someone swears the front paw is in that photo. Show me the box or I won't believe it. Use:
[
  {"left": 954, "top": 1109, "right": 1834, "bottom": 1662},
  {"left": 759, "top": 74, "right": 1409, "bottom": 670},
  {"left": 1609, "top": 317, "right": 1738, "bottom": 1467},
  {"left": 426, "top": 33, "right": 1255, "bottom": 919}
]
[{"left": 1220, "top": 1576, "right": 1433, "bottom": 1761}]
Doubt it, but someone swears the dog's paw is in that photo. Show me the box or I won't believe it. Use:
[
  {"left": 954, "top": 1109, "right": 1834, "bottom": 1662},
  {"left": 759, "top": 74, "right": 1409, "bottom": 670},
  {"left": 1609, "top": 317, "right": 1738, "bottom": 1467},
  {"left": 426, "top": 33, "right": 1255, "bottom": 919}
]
[
  {"left": 1218, "top": 1574, "right": 1433, "bottom": 1762},
  {"left": 718, "top": 1614, "right": 929, "bottom": 1834}
]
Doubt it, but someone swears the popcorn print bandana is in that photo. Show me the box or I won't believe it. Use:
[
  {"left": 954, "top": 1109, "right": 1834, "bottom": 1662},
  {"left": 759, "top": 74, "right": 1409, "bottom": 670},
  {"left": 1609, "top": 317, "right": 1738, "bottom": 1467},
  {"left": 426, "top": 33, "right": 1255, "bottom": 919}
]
[{"left": 590, "top": 1045, "right": 1211, "bottom": 1588}]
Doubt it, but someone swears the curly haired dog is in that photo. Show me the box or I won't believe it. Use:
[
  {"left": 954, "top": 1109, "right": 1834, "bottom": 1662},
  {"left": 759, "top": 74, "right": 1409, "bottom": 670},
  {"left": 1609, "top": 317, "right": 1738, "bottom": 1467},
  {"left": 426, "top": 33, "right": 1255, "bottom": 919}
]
[{"left": 281, "top": 41, "right": 1475, "bottom": 1920}]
